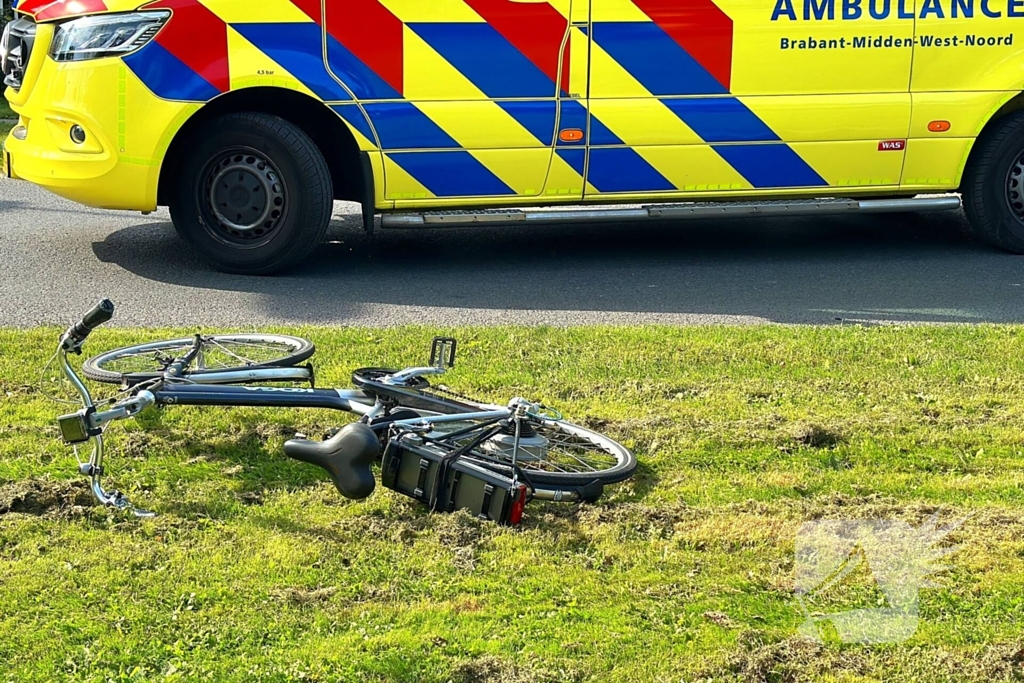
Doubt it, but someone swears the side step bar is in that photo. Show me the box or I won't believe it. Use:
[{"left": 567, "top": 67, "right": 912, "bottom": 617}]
[{"left": 380, "top": 195, "right": 962, "bottom": 229}]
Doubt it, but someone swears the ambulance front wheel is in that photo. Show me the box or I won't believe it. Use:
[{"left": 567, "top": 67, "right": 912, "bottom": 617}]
[
  {"left": 169, "top": 112, "right": 334, "bottom": 275},
  {"left": 962, "top": 110, "right": 1024, "bottom": 255}
]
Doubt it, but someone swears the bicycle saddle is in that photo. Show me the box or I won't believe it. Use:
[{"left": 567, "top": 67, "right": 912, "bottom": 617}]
[{"left": 283, "top": 423, "right": 379, "bottom": 499}]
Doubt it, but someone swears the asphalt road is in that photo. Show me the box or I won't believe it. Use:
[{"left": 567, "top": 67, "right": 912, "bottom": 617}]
[{"left": 2, "top": 176, "right": 1023, "bottom": 327}]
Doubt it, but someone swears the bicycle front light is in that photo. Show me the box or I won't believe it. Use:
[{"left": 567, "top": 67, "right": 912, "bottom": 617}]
[{"left": 49, "top": 11, "right": 169, "bottom": 63}]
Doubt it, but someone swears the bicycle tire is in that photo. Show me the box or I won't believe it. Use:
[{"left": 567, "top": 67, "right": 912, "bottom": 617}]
[
  {"left": 83, "top": 334, "right": 315, "bottom": 385},
  {"left": 428, "top": 418, "right": 637, "bottom": 488}
]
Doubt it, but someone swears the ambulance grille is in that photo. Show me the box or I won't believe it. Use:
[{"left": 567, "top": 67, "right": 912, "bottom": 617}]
[{"left": 2, "top": 16, "right": 37, "bottom": 92}]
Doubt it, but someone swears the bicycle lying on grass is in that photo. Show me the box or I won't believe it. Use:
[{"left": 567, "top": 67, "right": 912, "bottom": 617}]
[{"left": 49, "top": 301, "right": 637, "bottom": 525}]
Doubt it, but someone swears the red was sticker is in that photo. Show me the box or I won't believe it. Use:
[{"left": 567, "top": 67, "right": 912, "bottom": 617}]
[{"left": 878, "top": 140, "right": 907, "bottom": 151}]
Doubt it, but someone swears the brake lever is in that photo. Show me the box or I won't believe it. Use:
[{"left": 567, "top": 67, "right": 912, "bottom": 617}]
[{"left": 59, "top": 331, "right": 84, "bottom": 355}]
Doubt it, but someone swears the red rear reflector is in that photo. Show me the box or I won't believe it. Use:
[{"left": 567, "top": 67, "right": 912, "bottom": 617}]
[
  {"left": 508, "top": 484, "right": 528, "bottom": 526},
  {"left": 559, "top": 128, "right": 584, "bottom": 143},
  {"left": 878, "top": 140, "right": 906, "bottom": 151},
  {"left": 929, "top": 120, "right": 951, "bottom": 133}
]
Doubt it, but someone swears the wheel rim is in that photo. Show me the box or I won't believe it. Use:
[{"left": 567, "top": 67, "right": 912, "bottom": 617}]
[
  {"left": 1006, "top": 152, "right": 1024, "bottom": 222},
  {"left": 201, "top": 148, "right": 286, "bottom": 246},
  {"left": 92, "top": 336, "right": 306, "bottom": 376},
  {"left": 427, "top": 420, "right": 629, "bottom": 478}
]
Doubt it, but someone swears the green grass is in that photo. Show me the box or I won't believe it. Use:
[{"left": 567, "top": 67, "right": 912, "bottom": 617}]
[
  {"left": 2, "top": 326, "right": 1024, "bottom": 682},
  {"left": 0, "top": 120, "right": 12, "bottom": 153},
  {"left": 1, "top": 98, "right": 14, "bottom": 175}
]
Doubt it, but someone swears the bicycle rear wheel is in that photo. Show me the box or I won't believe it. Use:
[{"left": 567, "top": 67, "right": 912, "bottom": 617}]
[
  {"left": 83, "top": 334, "right": 315, "bottom": 385},
  {"left": 425, "top": 418, "right": 637, "bottom": 488},
  {"left": 352, "top": 368, "right": 637, "bottom": 489}
]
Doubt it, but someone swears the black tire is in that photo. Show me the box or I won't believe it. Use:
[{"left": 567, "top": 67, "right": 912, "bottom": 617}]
[
  {"left": 962, "top": 110, "right": 1024, "bottom": 254},
  {"left": 169, "top": 112, "right": 333, "bottom": 275},
  {"left": 83, "top": 334, "right": 315, "bottom": 385}
]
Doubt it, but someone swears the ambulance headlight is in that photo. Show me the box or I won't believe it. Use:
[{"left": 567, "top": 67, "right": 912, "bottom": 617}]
[{"left": 49, "top": 11, "right": 169, "bottom": 63}]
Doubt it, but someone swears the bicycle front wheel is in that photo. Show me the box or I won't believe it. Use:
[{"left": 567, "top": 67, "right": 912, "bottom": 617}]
[{"left": 83, "top": 334, "right": 315, "bottom": 385}]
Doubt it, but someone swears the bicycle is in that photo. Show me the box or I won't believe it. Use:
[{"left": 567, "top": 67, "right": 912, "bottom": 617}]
[{"left": 50, "top": 301, "right": 637, "bottom": 525}]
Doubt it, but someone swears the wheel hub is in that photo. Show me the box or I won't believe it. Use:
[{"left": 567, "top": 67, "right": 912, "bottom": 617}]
[
  {"left": 204, "top": 152, "right": 286, "bottom": 242},
  {"left": 481, "top": 432, "right": 550, "bottom": 462}
]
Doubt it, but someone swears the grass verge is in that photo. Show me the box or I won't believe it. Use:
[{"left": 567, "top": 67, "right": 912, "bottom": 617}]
[
  {"left": 1, "top": 98, "right": 16, "bottom": 176},
  {"left": 1, "top": 113, "right": 13, "bottom": 177},
  {"left": 2, "top": 326, "right": 1023, "bottom": 682}
]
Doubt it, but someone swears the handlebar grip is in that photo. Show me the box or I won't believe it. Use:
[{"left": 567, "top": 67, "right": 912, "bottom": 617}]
[{"left": 71, "top": 299, "right": 115, "bottom": 341}]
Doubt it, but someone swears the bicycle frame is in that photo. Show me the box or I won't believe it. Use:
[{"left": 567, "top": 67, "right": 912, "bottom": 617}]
[{"left": 153, "top": 384, "right": 378, "bottom": 414}]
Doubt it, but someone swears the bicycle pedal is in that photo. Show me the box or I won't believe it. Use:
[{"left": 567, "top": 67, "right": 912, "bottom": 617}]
[{"left": 430, "top": 337, "right": 457, "bottom": 369}]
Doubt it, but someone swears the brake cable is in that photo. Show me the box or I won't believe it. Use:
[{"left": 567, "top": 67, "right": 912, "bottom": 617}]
[{"left": 38, "top": 350, "right": 80, "bottom": 406}]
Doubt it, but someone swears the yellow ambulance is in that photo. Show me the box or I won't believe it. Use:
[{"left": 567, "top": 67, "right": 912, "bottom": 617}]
[{"left": 3, "top": 0, "right": 1024, "bottom": 273}]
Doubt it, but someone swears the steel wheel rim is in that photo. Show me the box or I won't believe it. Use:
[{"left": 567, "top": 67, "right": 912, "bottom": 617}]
[
  {"left": 1006, "top": 152, "right": 1024, "bottom": 223},
  {"left": 201, "top": 148, "right": 286, "bottom": 246}
]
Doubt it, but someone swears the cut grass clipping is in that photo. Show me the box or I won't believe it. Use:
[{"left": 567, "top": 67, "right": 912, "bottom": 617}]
[{"left": 2, "top": 326, "right": 1024, "bottom": 682}]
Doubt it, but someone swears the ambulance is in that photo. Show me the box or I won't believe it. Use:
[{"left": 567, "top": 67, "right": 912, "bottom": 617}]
[{"left": 3, "top": 0, "right": 1024, "bottom": 274}]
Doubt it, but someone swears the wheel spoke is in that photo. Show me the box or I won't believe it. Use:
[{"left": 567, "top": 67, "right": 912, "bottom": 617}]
[
  {"left": 205, "top": 338, "right": 257, "bottom": 366},
  {"left": 427, "top": 420, "right": 621, "bottom": 475}
]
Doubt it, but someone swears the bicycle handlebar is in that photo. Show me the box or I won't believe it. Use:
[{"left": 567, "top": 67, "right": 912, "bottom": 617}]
[{"left": 66, "top": 299, "right": 114, "bottom": 347}]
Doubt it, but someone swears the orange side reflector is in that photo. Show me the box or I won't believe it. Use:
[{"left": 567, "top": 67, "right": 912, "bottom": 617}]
[
  {"left": 559, "top": 128, "right": 584, "bottom": 143},
  {"left": 929, "top": 120, "right": 951, "bottom": 133}
]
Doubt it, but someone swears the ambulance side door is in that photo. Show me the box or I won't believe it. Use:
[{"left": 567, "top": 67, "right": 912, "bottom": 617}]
[
  {"left": 584, "top": 0, "right": 915, "bottom": 198},
  {"left": 728, "top": 0, "right": 916, "bottom": 190},
  {"left": 322, "top": 0, "right": 570, "bottom": 207}
]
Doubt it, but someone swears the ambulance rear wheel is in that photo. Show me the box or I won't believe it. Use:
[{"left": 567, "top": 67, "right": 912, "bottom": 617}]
[
  {"left": 169, "top": 112, "right": 333, "bottom": 275},
  {"left": 962, "top": 110, "right": 1024, "bottom": 254}
]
